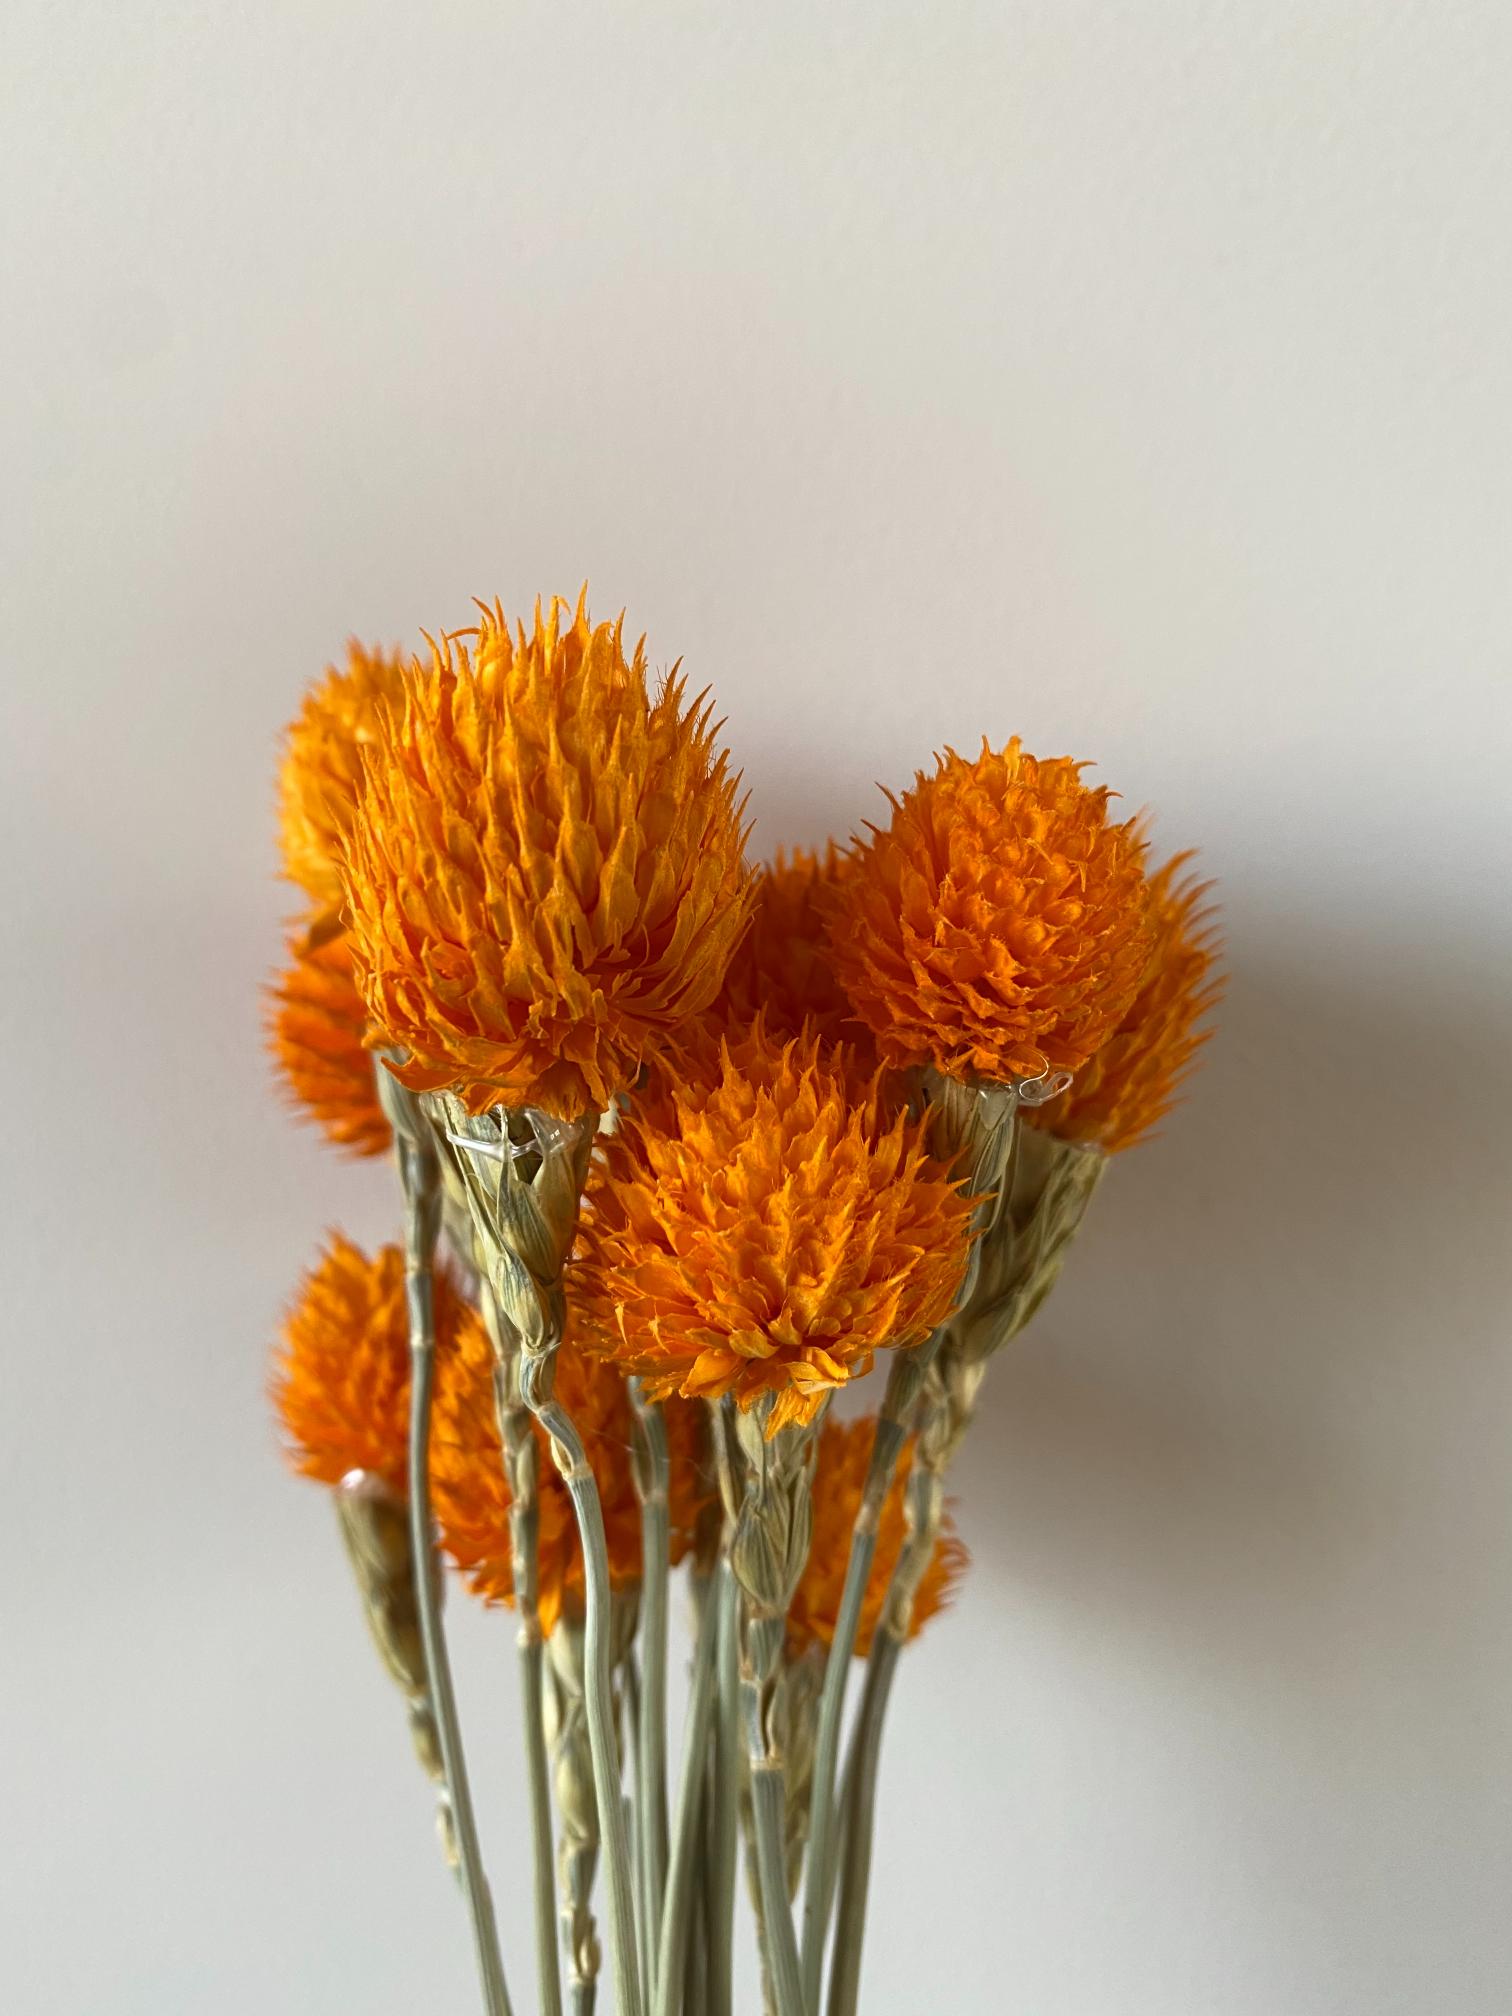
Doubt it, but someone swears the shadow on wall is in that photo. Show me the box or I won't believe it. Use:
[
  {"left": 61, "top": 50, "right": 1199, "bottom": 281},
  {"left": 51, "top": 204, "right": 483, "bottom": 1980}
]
[{"left": 951, "top": 926, "right": 1512, "bottom": 1680}]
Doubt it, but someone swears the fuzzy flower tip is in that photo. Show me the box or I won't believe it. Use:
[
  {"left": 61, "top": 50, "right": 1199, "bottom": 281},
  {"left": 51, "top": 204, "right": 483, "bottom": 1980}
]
[
  {"left": 430, "top": 1315, "right": 710, "bottom": 1635},
  {"left": 787, "top": 1417, "right": 966, "bottom": 1658},
  {"left": 826, "top": 738, "right": 1152, "bottom": 1085},
  {"left": 575, "top": 1018, "right": 974, "bottom": 1434},
  {"left": 266, "top": 932, "right": 392, "bottom": 1158},
  {"left": 1032, "top": 851, "right": 1223, "bottom": 1153},
  {"left": 278, "top": 641, "right": 409, "bottom": 923},
  {"left": 273, "top": 1234, "right": 470, "bottom": 1496},
  {"left": 707, "top": 842, "right": 863, "bottom": 1051},
  {"left": 340, "top": 592, "right": 755, "bottom": 1121}
]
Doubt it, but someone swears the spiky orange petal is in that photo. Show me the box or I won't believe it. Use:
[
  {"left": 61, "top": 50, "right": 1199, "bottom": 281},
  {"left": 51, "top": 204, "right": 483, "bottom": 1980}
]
[
  {"left": 1031, "top": 851, "right": 1223, "bottom": 1152},
  {"left": 272, "top": 1234, "right": 471, "bottom": 1496},
  {"left": 826, "top": 739, "right": 1152, "bottom": 1085},
  {"left": 786, "top": 1416, "right": 967, "bottom": 1657},
  {"left": 277, "top": 641, "right": 409, "bottom": 920},
  {"left": 266, "top": 931, "right": 392, "bottom": 1157},
  {"left": 574, "top": 1019, "right": 974, "bottom": 1428},
  {"left": 340, "top": 593, "right": 755, "bottom": 1120}
]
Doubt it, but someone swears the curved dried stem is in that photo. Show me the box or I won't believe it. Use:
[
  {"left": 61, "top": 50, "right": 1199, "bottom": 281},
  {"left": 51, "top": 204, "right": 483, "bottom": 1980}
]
[
  {"left": 628, "top": 1379, "right": 671, "bottom": 2002},
  {"left": 379, "top": 1073, "right": 513, "bottom": 2016},
  {"left": 429, "top": 1094, "right": 643, "bottom": 2016},
  {"left": 824, "top": 1632, "right": 899, "bottom": 2016},
  {"left": 528, "top": 1372, "right": 643, "bottom": 2016},
  {"left": 800, "top": 1073, "right": 1024, "bottom": 2011},
  {"left": 705, "top": 1561, "right": 741, "bottom": 2016},
  {"left": 480, "top": 1276, "right": 563, "bottom": 2016},
  {"left": 797, "top": 1399, "right": 906, "bottom": 2009},
  {"left": 652, "top": 1568, "right": 721, "bottom": 2016},
  {"left": 822, "top": 1104, "right": 1109, "bottom": 2012}
]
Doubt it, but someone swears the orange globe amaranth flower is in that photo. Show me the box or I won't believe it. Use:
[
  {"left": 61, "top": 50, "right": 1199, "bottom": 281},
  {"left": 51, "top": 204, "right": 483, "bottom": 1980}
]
[
  {"left": 1031, "top": 851, "right": 1223, "bottom": 1153},
  {"left": 431, "top": 1312, "right": 710, "bottom": 1635},
  {"left": 341, "top": 592, "right": 754, "bottom": 1122},
  {"left": 827, "top": 738, "right": 1152, "bottom": 1086},
  {"left": 273, "top": 1234, "right": 471, "bottom": 1496},
  {"left": 787, "top": 1417, "right": 966, "bottom": 1658},
  {"left": 266, "top": 931, "right": 392, "bottom": 1157},
  {"left": 575, "top": 1019, "right": 974, "bottom": 1434},
  {"left": 711, "top": 843, "right": 861, "bottom": 1049},
  {"left": 278, "top": 641, "right": 409, "bottom": 924}
]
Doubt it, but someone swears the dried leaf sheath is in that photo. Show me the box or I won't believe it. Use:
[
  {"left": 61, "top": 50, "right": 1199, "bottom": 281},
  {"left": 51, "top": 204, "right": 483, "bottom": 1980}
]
[
  {"left": 429, "top": 1095, "right": 644, "bottom": 2016},
  {"left": 720, "top": 1397, "right": 824, "bottom": 2016},
  {"left": 333, "top": 1474, "right": 455, "bottom": 1865}
]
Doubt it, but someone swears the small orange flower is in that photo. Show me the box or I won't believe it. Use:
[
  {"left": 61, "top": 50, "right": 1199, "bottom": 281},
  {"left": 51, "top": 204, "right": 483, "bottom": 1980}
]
[
  {"left": 1031, "top": 851, "right": 1223, "bottom": 1152},
  {"left": 786, "top": 1417, "right": 966, "bottom": 1657},
  {"left": 266, "top": 932, "right": 392, "bottom": 1157},
  {"left": 575, "top": 1019, "right": 973, "bottom": 1433},
  {"left": 431, "top": 1314, "right": 710, "bottom": 1635},
  {"left": 341, "top": 593, "right": 754, "bottom": 1121},
  {"left": 710, "top": 843, "right": 861, "bottom": 1049},
  {"left": 273, "top": 1234, "right": 470, "bottom": 1496},
  {"left": 827, "top": 739, "right": 1151, "bottom": 1085},
  {"left": 277, "top": 641, "right": 409, "bottom": 928}
]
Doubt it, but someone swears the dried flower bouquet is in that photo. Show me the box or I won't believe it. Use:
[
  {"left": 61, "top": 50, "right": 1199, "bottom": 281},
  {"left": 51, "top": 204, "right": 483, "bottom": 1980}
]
[{"left": 268, "top": 593, "right": 1221, "bottom": 2016}]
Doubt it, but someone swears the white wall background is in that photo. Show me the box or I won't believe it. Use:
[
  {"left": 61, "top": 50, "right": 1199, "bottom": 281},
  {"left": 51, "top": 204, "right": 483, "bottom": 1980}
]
[{"left": 3, "top": 5, "right": 1510, "bottom": 2013}]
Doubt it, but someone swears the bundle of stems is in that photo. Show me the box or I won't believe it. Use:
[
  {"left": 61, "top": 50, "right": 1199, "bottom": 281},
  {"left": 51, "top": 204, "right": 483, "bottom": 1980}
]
[{"left": 350, "top": 1068, "right": 1079, "bottom": 2016}]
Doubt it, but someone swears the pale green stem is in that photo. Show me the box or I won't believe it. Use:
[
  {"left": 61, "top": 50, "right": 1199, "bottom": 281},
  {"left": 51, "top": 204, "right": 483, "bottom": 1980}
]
[
  {"left": 741, "top": 1607, "right": 806, "bottom": 2016},
  {"left": 799, "top": 1360, "right": 927, "bottom": 2012},
  {"left": 808, "top": 1082, "right": 1025, "bottom": 2012},
  {"left": 523, "top": 1366, "right": 644, "bottom": 2016},
  {"left": 740, "top": 1796, "right": 779, "bottom": 2016},
  {"left": 684, "top": 1569, "right": 717, "bottom": 2016},
  {"left": 624, "top": 1656, "right": 645, "bottom": 2011},
  {"left": 629, "top": 1381, "right": 671, "bottom": 2005},
  {"left": 652, "top": 1575, "right": 720, "bottom": 2016},
  {"left": 827, "top": 1410, "right": 948, "bottom": 2016},
  {"left": 684, "top": 1811, "right": 710, "bottom": 2016},
  {"left": 705, "top": 1565, "right": 740, "bottom": 2016},
  {"left": 486, "top": 1327, "right": 563, "bottom": 2016},
  {"left": 553, "top": 1723, "right": 600, "bottom": 2016},
  {"left": 395, "top": 1125, "right": 513, "bottom": 2016},
  {"left": 518, "top": 1632, "right": 561, "bottom": 2016},
  {"left": 824, "top": 1632, "right": 899, "bottom": 2016}
]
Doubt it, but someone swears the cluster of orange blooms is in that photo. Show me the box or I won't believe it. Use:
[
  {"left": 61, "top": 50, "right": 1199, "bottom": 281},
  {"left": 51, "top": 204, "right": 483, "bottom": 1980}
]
[{"left": 269, "top": 589, "right": 1220, "bottom": 1648}]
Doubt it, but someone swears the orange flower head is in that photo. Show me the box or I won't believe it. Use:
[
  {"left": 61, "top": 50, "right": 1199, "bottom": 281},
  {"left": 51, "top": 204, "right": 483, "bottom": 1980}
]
[
  {"left": 574, "top": 1017, "right": 974, "bottom": 1434},
  {"left": 827, "top": 738, "right": 1152, "bottom": 1085},
  {"left": 710, "top": 843, "right": 863, "bottom": 1050},
  {"left": 273, "top": 1234, "right": 471, "bottom": 1496},
  {"left": 266, "top": 931, "right": 392, "bottom": 1157},
  {"left": 431, "top": 1312, "right": 711, "bottom": 1635},
  {"left": 787, "top": 1416, "right": 967, "bottom": 1658},
  {"left": 1032, "top": 851, "right": 1223, "bottom": 1152},
  {"left": 278, "top": 641, "right": 409, "bottom": 920},
  {"left": 341, "top": 592, "right": 754, "bottom": 1121}
]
